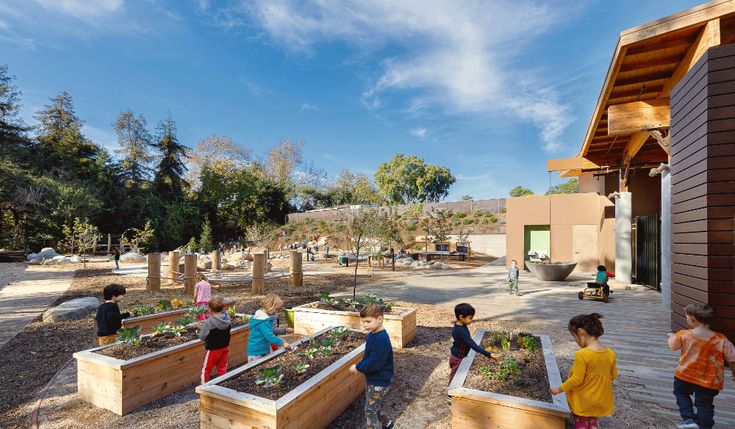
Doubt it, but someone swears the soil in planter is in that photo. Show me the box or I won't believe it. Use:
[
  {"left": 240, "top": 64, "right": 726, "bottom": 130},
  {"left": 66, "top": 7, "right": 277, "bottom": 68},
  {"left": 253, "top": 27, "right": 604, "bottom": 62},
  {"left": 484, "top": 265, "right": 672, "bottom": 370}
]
[
  {"left": 464, "top": 332, "right": 552, "bottom": 403},
  {"left": 311, "top": 299, "right": 397, "bottom": 314},
  {"left": 221, "top": 330, "right": 367, "bottom": 400},
  {"left": 95, "top": 316, "right": 248, "bottom": 361}
]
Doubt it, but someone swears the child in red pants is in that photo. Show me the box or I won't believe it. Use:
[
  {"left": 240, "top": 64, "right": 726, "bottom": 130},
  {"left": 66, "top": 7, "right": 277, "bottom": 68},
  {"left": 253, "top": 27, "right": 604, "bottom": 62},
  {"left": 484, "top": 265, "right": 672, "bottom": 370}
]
[{"left": 199, "top": 297, "right": 231, "bottom": 383}]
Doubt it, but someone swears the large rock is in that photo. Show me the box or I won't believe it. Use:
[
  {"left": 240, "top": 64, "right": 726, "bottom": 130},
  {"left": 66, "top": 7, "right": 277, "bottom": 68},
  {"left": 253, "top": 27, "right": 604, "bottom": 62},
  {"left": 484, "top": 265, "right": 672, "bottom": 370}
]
[
  {"left": 43, "top": 297, "right": 100, "bottom": 322},
  {"left": 120, "top": 251, "right": 145, "bottom": 262}
]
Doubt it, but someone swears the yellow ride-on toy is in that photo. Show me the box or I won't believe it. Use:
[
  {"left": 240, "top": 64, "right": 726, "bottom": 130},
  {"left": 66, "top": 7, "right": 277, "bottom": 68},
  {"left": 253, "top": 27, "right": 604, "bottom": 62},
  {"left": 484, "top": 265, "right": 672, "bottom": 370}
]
[{"left": 578, "top": 282, "right": 611, "bottom": 303}]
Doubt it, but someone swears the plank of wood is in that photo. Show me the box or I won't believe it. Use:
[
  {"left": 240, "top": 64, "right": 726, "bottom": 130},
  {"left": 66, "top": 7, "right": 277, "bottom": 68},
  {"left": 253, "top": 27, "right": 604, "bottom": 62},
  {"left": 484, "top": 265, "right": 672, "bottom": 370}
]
[
  {"left": 664, "top": 18, "right": 722, "bottom": 98},
  {"left": 608, "top": 99, "right": 670, "bottom": 135}
]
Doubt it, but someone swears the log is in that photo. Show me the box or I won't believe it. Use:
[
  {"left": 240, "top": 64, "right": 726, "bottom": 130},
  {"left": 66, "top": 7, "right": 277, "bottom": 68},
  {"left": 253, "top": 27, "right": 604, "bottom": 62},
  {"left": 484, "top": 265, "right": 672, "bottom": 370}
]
[
  {"left": 146, "top": 253, "right": 161, "bottom": 292},
  {"left": 448, "top": 330, "right": 569, "bottom": 428},
  {"left": 184, "top": 254, "right": 197, "bottom": 295},
  {"left": 212, "top": 250, "right": 221, "bottom": 271},
  {"left": 252, "top": 253, "right": 264, "bottom": 295},
  {"left": 167, "top": 250, "right": 179, "bottom": 285},
  {"left": 292, "top": 302, "right": 416, "bottom": 349},
  {"left": 290, "top": 250, "right": 303, "bottom": 287}
]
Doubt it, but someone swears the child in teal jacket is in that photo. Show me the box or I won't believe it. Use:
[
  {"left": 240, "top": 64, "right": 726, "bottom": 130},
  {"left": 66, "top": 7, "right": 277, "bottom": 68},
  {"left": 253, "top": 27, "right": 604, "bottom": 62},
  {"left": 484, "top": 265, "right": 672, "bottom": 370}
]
[{"left": 247, "top": 294, "right": 291, "bottom": 361}]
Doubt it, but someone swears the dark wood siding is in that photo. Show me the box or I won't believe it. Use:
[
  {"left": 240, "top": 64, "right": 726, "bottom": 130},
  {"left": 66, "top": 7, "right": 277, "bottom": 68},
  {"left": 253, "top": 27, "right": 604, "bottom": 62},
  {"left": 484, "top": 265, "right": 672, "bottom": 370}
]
[{"left": 670, "top": 44, "right": 735, "bottom": 342}]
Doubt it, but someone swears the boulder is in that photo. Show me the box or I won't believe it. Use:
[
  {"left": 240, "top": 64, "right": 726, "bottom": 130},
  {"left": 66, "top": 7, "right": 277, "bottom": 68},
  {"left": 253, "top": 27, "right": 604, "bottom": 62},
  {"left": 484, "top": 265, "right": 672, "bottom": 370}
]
[
  {"left": 198, "top": 256, "right": 212, "bottom": 270},
  {"left": 120, "top": 251, "right": 145, "bottom": 262},
  {"left": 43, "top": 297, "right": 100, "bottom": 322}
]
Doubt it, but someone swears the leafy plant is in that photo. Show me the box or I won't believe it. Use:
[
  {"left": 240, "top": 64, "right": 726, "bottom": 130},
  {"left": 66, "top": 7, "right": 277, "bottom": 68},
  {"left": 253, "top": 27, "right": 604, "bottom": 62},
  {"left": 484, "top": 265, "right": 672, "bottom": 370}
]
[
  {"left": 130, "top": 305, "right": 156, "bottom": 317},
  {"left": 168, "top": 324, "right": 187, "bottom": 336},
  {"left": 501, "top": 338, "right": 511, "bottom": 352},
  {"left": 256, "top": 365, "right": 284, "bottom": 387},
  {"left": 318, "top": 292, "right": 338, "bottom": 307},
  {"left": 186, "top": 304, "right": 208, "bottom": 319},
  {"left": 301, "top": 346, "right": 319, "bottom": 359},
  {"left": 226, "top": 306, "right": 237, "bottom": 320},
  {"left": 152, "top": 322, "right": 170, "bottom": 336},
  {"left": 500, "top": 355, "right": 522, "bottom": 377},
  {"left": 479, "top": 356, "right": 522, "bottom": 382},
  {"left": 156, "top": 299, "right": 172, "bottom": 311},
  {"left": 171, "top": 298, "right": 185, "bottom": 309},
  {"left": 328, "top": 326, "right": 351, "bottom": 340},
  {"left": 518, "top": 335, "right": 539, "bottom": 353},
  {"left": 116, "top": 326, "right": 141, "bottom": 345},
  {"left": 176, "top": 315, "right": 196, "bottom": 327},
  {"left": 293, "top": 361, "right": 310, "bottom": 374},
  {"left": 488, "top": 331, "right": 507, "bottom": 347}
]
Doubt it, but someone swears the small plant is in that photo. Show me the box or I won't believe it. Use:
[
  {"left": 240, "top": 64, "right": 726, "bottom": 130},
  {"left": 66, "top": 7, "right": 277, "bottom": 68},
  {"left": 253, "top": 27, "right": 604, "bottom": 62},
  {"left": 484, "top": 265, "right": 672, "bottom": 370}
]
[
  {"left": 130, "top": 305, "right": 155, "bottom": 317},
  {"left": 171, "top": 298, "right": 185, "bottom": 309},
  {"left": 500, "top": 355, "right": 522, "bottom": 377},
  {"left": 226, "top": 306, "right": 237, "bottom": 320},
  {"left": 479, "top": 365, "right": 495, "bottom": 379},
  {"left": 301, "top": 346, "right": 319, "bottom": 359},
  {"left": 256, "top": 365, "right": 284, "bottom": 387},
  {"left": 168, "top": 325, "right": 187, "bottom": 336},
  {"left": 293, "top": 361, "right": 310, "bottom": 374},
  {"left": 156, "top": 299, "right": 173, "bottom": 311},
  {"left": 318, "top": 292, "right": 338, "bottom": 306},
  {"left": 501, "top": 338, "right": 511, "bottom": 352},
  {"left": 518, "top": 335, "right": 539, "bottom": 353},
  {"left": 186, "top": 305, "right": 208, "bottom": 319},
  {"left": 488, "top": 331, "right": 507, "bottom": 346},
  {"left": 328, "top": 326, "right": 351, "bottom": 340},
  {"left": 116, "top": 326, "right": 141, "bottom": 345},
  {"left": 152, "top": 322, "right": 170, "bottom": 336},
  {"left": 176, "top": 315, "right": 196, "bottom": 327}
]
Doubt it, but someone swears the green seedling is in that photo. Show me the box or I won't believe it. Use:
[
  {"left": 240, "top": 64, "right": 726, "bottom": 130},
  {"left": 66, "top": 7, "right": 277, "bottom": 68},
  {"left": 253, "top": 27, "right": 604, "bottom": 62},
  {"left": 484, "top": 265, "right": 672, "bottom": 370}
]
[
  {"left": 328, "top": 327, "right": 351, "bottom": 340},
  {"left": 152, "top": 322, "right": 170, "bottom": 336},
  {"left": 518, "top": 335, "right": 539, "bottom": 353},
  {"left": 256, "top": 365, "right": 284, "bottom": 387},
  {"left": 488, "top": 331, "right": 508, "bottom": 346},
  {"left": 168, "top": 325, "right": 187, "bottom": 336},
  {"left": 116, "top": 326, "right": 141, "bottom": 345},
  {"left": 176, "top": 315, "right": 196, "bottom": 327},
  {"left": 501, "top": 338, "right": 511, "bottom": 352},
  {"left": 293, "top": 361, "right": 310, "bottom": 374},
  {"left": 226, "top": 306, "right": 237, "bottom": 320},
  {"left": 130, "top": 305, "right": 156, "bottom": 317},
  {"left": 301, "top": 346, "right": 319, "bottom": 359},
  {"left": 318, "top": 292, "right": 337, "bottom": 306},
  {"left": 156, "top": 299, "right": 173, "bottom": 311}
]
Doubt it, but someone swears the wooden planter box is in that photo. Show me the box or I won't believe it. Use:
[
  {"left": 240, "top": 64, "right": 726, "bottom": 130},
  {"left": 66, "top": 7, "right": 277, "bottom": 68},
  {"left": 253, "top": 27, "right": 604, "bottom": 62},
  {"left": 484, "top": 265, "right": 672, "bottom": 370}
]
[
  {"left": 448, "top": 329, "right": 569, "bottom": 429},
  {"left": 74, "top": 324, "right": 250, "bottom": 415},
  {"left": 122, "top": 301, "right": 236, "bottom": 335},
  {"left": 292, "top": 301, "right": 416, "bottom": 349},
  {"left": 196, "top": 327, "right": 366, "bottom": 429}
]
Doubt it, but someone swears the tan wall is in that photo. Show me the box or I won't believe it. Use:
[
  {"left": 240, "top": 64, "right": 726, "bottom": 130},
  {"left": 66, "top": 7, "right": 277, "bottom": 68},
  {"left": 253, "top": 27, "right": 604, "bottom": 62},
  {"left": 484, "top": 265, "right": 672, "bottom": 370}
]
[{"left": 506, "top": 193, "right": 615, "bottom": 273}]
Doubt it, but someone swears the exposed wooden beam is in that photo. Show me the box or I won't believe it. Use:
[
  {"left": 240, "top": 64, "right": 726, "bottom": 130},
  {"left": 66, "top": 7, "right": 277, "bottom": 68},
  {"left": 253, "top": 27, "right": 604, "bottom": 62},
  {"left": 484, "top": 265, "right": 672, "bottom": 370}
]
[
  {"left": 547, "top": 157, "right": 600, "bottom": 172},
  {"left": 650, "top": 129, "right": 670, "bottom": 155},
  {"left": 660, "top": 18, "right": 721, "bottom": 98},
  {"left": 622, "top": 131, "right": 650, "bottom": 165},
  {"left": 559, "top": 170, "right": 582, "bottom": 178},
  {"left": 608, "top": 98, "right": 670, "bottom": 135}
]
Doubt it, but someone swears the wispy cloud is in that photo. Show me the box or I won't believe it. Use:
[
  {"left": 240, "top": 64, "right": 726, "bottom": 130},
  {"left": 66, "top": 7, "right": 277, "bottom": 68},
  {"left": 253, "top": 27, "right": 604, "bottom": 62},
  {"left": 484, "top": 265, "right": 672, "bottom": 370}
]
[
  {"left": 229, "top": 0, "right": 578, "bottom": 152},
  {"left": 300, "top": 102, "right": 318, "bottom": 111},
  {"left": 34, "top": 0, "right": 124, "bottom": 20},
  {"left": 409, "top": 127, "right": 427, "bottom": 139}
]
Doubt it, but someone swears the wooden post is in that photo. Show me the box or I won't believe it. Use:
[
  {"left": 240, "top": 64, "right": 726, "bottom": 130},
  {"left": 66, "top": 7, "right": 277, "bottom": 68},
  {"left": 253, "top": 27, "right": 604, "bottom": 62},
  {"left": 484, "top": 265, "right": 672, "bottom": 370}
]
[
  {"left": 290, "top": 250, "right": 303, "bottom": 287},
  {"left": 184, "top": 254, "right": 197, "bottom": 295},
  {"left": 107, "top": 233, "right": 112, "bottom": 254},
  {"left": 264, "top": 248, "right": 270, "bottom": 272},
  {"left": 168, "top": 251, "right": 179, "bottom": 285},
  {"left": 147, "top": 253, "right": 161, "bottom": 292},
  {"left": 252, "top": 253, "right": 264, "bottom": 295},
  {"left": 212, "top": 250, "right": 221, "bottom": 271}
]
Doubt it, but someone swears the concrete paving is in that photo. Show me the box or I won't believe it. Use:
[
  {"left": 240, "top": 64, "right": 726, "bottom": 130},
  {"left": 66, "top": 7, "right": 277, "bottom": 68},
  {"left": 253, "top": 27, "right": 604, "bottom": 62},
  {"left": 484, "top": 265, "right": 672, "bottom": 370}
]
[{"left": 354, "top": 263, "right": 735, "bottom": 426}]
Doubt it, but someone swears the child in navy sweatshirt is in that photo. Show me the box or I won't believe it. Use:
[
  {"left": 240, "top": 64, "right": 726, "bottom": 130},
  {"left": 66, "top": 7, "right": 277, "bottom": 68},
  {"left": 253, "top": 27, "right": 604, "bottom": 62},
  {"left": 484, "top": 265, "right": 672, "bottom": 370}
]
[
  {"left": 449, "top": 303, "right": 499, "bottom": 385},
  {"left": 350, "top": 303, "right": 394, "bottom": 429}
]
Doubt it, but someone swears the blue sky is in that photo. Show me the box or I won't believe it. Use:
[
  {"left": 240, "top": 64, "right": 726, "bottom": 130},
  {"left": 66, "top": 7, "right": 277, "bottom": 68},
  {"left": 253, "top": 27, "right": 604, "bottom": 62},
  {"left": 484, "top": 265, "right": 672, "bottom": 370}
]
[{"left": 0, "top": 0, "right": 703, "bottom": 200}]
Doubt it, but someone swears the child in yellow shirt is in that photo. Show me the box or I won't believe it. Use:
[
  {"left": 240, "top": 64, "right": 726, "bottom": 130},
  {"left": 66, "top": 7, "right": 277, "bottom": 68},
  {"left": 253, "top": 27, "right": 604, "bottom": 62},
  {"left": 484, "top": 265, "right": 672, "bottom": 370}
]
[{"left": 550, "top": 313, "right": 617, "bottom": 429}]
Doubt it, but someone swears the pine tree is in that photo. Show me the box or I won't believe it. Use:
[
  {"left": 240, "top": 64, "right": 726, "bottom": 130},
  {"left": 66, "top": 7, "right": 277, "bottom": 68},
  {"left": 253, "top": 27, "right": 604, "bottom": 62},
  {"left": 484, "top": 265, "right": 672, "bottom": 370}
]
[
  {"left": 114, "top": 109, "right": 153, "bottom": 188},
  {"left": 199, "top": 216, "right": 213, "bottom": 253},
  {"left": 153, "top": 113, "right": 189, "bottom": 201},
  {"left": 34, "top": 91, "right": 99, "bottom": 179},
  {"left": 0, "top": 65, "right": 30, "bottom": 162}
]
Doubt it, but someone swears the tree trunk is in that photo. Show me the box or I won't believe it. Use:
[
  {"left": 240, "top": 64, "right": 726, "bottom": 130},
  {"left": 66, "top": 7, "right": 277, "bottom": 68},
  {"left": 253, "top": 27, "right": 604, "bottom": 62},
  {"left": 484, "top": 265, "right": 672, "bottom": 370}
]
[{"left": 353, "top": 256, "right": 359, "bottom": 299}]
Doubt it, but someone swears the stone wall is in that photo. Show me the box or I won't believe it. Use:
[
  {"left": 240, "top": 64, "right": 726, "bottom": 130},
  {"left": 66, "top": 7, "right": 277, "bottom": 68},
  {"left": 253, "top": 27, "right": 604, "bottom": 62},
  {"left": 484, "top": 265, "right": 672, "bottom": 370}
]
[{"left": 447, "top": 234, "right": 506, "bottom": 257}]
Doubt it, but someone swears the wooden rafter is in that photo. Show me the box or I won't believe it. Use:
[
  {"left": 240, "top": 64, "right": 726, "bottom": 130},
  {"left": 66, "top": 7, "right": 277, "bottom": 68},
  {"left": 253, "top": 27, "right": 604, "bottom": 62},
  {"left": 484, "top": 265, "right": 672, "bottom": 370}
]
[
  {"left": 547, "top": 157, "right": 600, "bottom": 172},
  {"left": 608, "top": 98, "right": 670, "bottom": 135},
  {"left": 622, "top": 131, "right": 650, "bottom": 165},
  {"left": 660, "top": 18, "right": 722, "bottom": 98}
]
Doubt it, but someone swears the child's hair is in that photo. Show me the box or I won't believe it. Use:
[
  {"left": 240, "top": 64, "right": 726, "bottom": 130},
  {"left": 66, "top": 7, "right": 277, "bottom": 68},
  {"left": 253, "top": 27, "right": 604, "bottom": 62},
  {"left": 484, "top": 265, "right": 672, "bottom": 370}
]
[
  {"left": 510, "top": 260, "right": 517, "bottom": 264},
  {"left": 597, "top": 265, "right": 606, "bottom": 272},
  {"left": 261, "top": 294, "right": 283, "bottom": 313},
  {"left": 685, "top": 303, "right": 715, "bottom": 325},
  {"left": 360, "top": 303, "right": 384, "bottom": 318},
  {"left": 568, "top": 313, "right": 604, "bottom": 337},
  {"left": 103, "top": 284, "right": 126, "bottom": 300},
  {"left": 454, "top": 303, "right": 476, "bottom": 319},
  {"left": 195, "top": 273, "right": 207, "bottom": 282},
  {"left": 209, "top": 296, "right": 225, "bottom": 312}
]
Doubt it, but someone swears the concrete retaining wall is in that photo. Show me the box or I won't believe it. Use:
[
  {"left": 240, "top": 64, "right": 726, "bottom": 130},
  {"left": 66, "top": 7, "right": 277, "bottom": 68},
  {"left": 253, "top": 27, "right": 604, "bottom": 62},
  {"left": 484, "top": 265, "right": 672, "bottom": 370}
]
[{"left": 447, "top": 234, "right": 506, "bottom": 257}]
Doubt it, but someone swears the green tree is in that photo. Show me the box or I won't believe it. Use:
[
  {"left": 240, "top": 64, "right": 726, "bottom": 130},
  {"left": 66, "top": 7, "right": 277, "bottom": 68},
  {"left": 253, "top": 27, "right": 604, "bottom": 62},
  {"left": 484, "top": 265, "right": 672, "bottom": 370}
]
[
  {"left": 199, "top": 216, "right": 214, "bottom": 253},
  {"left": 509, "top": 186, "right": 534, "bottom": 197},
  {"left": 546, "top": 178, "right": 579, "bottom": 195},
  {"left": 0, "top": 65, "right": 30, "bottom": 163},
  {"left": 461, "top": 195, "right": 473, "bottom": 201},
  {"left": 153, "top": 113, "right": 189, "bottom": 202},
  {"left": 114, "top": 109, "right": 153, "bottom": 188},
  {"left": 324, "top": 170, "right": 380, "bottom": 206},
  {"left": 374, "top": 154, "right": 455, "bottom": 204},
  {"left": 34, "top": 91, "right": 100, "bottom": 180},
  {"left": 341, "top": 208, "right": 380, "bottom": 296}
]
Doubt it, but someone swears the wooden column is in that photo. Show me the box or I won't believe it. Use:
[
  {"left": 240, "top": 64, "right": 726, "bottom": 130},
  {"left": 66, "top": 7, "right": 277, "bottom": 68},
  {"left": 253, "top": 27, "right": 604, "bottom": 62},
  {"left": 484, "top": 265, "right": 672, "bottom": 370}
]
[
  {"left": 184, "top": 254, "right": 197, "bottom": 295},
  {"left": 264, "top": 248, "right": 270, "bottom": 272},
  {"left": 252, "top": 253, "right": 264, "bottom": 295},
  {"left": 168, "top": 251, "right": 179, "bottom": 285},
  {"left": 290, "top": 250, "right": 303, "bottom": 287},
  {"left": 212, "top": 250, "right": 221, "bottom": 271},
  {"left": 107, "top": 233, "right": 112, "bottom": 254},
  {"left": 147, "top": 253, "right": 161, "bottom": 292}
]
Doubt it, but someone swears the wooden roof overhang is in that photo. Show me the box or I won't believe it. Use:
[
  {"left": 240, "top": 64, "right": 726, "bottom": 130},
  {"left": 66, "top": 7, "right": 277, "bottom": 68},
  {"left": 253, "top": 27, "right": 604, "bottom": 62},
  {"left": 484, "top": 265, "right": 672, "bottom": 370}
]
[{"left": 550, "top": 1, "right": 735, "bottom": 181}]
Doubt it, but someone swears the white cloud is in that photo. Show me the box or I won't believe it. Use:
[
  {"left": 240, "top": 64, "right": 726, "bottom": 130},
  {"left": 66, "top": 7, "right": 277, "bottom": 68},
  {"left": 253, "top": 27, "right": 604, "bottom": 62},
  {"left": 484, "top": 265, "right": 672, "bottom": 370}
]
[
  {"left": 33, "top": 0, "right": 124, "bottom": 19},
  {"left": 235, "top": 0, "right": 577, "bottom": 152},
  {"left": 300, "top": 102, "right": 318, "bottom": 111},
  {"left": 409, "top": 127, "right": 427, "bottom": 139}
]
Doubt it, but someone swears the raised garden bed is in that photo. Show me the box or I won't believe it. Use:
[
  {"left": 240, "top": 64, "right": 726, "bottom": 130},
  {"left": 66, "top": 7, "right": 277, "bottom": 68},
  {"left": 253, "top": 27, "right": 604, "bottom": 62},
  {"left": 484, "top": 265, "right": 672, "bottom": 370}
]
[
  {"left": 197, "top": 327, "right": 366, "bottom": 429},
  {"left": 448, "top": 329, "right": 569, "bottom": 429},
  {"left": 74, "top": 319, "right": 250, "bottom": 415},
  {"left": 292, "top": 296, "right": 416, "bottom": 349},
  {"left": 122, "top": 300, "right": 235, "bottom": 335}
]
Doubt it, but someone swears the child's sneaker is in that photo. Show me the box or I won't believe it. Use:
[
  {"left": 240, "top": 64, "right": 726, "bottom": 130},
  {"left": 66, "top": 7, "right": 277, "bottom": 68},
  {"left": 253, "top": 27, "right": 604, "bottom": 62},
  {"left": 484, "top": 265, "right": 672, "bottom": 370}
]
[
  {"left": 383, "top": 420, "right": 394, "bottom": 429},
  {"left": 676, "top": 419, "right": 699, "bottom": 429}
]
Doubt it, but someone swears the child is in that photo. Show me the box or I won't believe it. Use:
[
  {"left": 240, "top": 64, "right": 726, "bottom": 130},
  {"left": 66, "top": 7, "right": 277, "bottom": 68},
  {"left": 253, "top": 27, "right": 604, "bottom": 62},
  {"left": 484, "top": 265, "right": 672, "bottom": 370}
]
[
  {"left": 508, "top": 260, "right": 520, "bottom": 296},
  {"left": 349, "top": 303, "right": 395, "bottom": 429},
  {"left": 551, "top": 313, "right": 617, "bottom": 429},
  {"left": 668, "top": 303, "right": 735, "bottom": 429},
  {"left": 113, "top": 248, "right": 120, "bottom": 271},
  {"left": 248, "top": 294, "right": 291, "bottom": 361},
  {"left": 193, "top": 275, "right": 212, "bottom": 321},
  {"left": 595, "top": 265, "right": 609, "bottom": 297},
  {"left": 199, "top": 296, "right": 231, "bottom": 383},
  {"left": 449, "top": 303, "right": 498, "bottom": 385},
  {"left": 95, "top": 284, "right": 131, "bottom": 346}
]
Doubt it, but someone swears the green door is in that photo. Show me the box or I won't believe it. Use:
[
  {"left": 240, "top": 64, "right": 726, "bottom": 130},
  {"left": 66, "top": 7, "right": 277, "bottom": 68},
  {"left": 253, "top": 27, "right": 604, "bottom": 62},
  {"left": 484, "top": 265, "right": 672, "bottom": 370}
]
[{"left": 524, "top": 225, "right": 550, "bottom": 268}]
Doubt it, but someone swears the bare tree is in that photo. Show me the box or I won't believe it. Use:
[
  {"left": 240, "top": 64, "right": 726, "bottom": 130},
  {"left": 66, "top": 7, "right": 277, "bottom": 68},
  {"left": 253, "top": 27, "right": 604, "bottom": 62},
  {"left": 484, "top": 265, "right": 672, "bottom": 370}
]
[{"left": 341, "top": 208, "right": 379, "bottom": 298}]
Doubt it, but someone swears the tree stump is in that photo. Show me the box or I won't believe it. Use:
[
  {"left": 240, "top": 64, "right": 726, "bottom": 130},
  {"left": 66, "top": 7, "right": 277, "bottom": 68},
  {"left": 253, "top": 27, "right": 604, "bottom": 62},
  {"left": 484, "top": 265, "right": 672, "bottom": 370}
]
[
  {"left": 212, "top": 250, "right": 221, "bottom": 271},
  {"left": 252, "top": 253, "right": 265, "bottom": 294},
  {"left": 168, "top": 251, "right": 179, "bottom": 285},
  {"left": 184, "top": 254, "right": 197, "bottom": 295},
  {"left": 290, "top": 250, "right": 303, "bottom": 287},
  {"left": 147, "top": 253, "right": 161, "bottom": 292}
]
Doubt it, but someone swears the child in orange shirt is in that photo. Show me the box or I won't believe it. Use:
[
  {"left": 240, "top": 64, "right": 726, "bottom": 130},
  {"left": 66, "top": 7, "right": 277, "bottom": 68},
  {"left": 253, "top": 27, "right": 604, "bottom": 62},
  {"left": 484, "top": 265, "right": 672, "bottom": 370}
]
[
  {"left": 551, "top": 313, "right": 617, "bottom": 429},
  {"left": 668, "top": 303, "right": 735, "bottom": 429}
]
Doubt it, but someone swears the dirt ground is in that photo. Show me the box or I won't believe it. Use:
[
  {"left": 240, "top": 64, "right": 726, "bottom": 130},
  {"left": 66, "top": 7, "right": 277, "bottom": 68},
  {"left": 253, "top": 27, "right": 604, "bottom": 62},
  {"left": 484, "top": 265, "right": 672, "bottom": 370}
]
[{"left": 1, "top": 266, "right": 679, "bottom": 429}]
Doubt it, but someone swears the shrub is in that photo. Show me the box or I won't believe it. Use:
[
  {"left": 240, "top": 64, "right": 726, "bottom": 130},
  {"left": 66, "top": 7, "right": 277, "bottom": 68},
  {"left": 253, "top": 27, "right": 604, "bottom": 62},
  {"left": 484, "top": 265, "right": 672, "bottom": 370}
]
[
  {"left": 463, "top": 218, "right": 474, "bottom": 225},
  {"left": 453, "top": 211, "right": 467, "bottom": 219}
]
